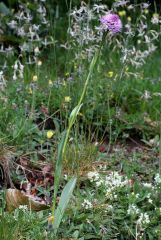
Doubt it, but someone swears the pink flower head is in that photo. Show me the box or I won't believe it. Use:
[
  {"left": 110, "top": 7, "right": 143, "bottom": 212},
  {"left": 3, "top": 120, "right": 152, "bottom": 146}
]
[{"left": 100, "top": 13, "right": 122, "bottom": 33}]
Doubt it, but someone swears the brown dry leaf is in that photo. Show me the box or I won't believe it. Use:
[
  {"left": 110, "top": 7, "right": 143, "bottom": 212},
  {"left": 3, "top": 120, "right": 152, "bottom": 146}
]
[{"left": 6, "top": 188, "right": 50, "bottom": 212}]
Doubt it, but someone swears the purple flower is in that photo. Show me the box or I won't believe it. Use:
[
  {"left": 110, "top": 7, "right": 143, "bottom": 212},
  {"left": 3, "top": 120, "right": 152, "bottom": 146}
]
[{"left": 100, "top": 13, "right": 122, "bottom": 33}]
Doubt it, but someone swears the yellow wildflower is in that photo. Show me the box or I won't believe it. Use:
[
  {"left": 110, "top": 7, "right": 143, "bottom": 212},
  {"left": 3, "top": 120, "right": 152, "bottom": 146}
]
[
  {"left": 144, "top": 9, "right": 149, "bottom": 14},
  {"left": 48, "top": 80, "right": 53, "bottom": 85},
  {"left": 153, "top": 13, "right": 159, "bottom": 18},
  {"left": 118, "top": 10, "right": 126, "bottom": 17},
  {"left": 78, "top": 112, "right": 83, "bottom": 117},
  {"left": 65, "top": 72, "right": 69, "bottom": 77},
  {"left": 64, "top": 96, "right": 71, "bottom": 103},
  {"left": 107, "top": 71, "right": 114, "bottom": 78},
  {"left": 32, "top": 75, "right": 38, "bottom": 82},
  {"left": 127, "top": 16, "right": 131, "bottom": 22},
  {"left": 47, "top": 130, "right": 54, "bottom": 139},
  {"left": 63, "top": 81, "right": 66, "bottom": 86},
  {"left": 28, "top": 87, "right": 32, "bottom": 94},
  {"left": 74, "top": 64, "right": 77, "bottom": 69}
]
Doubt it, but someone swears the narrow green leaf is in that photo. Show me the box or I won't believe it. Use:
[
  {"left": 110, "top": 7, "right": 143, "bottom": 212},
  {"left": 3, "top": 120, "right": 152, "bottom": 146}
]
[
  {"left": 53, "top": 177, "right": 77, "bottom": 233},
  {"left": 69, "top": 104, "right": 83, "bottom": 127},
  {"left": 0, "top": 2, "right": 10, "bottom": 15}
]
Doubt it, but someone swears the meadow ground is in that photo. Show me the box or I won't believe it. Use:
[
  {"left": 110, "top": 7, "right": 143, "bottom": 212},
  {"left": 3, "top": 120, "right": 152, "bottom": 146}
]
[{"left": 0, "top": 1, "right": 161, "bottom": 239}]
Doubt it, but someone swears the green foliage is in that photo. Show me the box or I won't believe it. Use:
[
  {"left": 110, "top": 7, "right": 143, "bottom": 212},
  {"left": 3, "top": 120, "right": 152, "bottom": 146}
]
[
  {"left": 0, "top": 1, "right": 161, "bottom": 239},
  {"left": 53, "top": 177, "right": 77, "bottom": 233},
  {"left": 1, "top": 149, "right": 161, "bottom": 239}
]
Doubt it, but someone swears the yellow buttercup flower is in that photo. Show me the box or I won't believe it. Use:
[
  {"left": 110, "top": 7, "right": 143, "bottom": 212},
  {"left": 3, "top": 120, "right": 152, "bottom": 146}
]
[
  {"left": 64, "top": 96, "right": 71, "bottom": 103},
  {"left": 74, "top": 64, "right": 77, "bottom": 69},
  {"left": 48, "top": 80, "right": 53, "bottom": 85},
  {"left": 32, "top": 75, "right": 38, "bottom": 82},
  {"left": 127, "top": 16, "right": 131, "bottom": 22},
  {"left": 28, "top": 87, "right": 32, "bottom": 94},
  {"left": 47, "top": 130, "right": 54, "bottom": 139},
  {"left": 144, "top": 9, "right": 149, "bottom": 14},
  {"left": 118, "top": 10, "right": 126, "bottom": 17},
  {"left": 107, "top": 71, "right": 114, "bottom": 78},
  {"left": 65, "top": 72, "right": 69, "bottom": 77},
  {"left": 63, "top": 81, "right": 66, "bottom": 86}
]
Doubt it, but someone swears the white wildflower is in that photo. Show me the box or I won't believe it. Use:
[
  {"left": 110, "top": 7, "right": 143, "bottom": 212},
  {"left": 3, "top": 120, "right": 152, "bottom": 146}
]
[
  {"left": 143, "top": 183, "right": 153, "bottom": 188},
  {"left": 127, "top": 204, "right": 140, "bottom": 215},
  {"left": 0, "top": 71, "right": 6, "bottom": 90},
  {"left": 135, "top": 194, "right": 140, "bottom": 199},
  {"left": 146, "top": 193, "right": 151, "bottom": 199},
  {"left": 17, "top": 27, "right": 26, "bottom": 37},
  {"left": 105, "top": 172, "right": 128, "bottom": 190},
  {"left": 141, "top": 90, "right": 151, "bottom": 100},
  {"left": 82, "top": 199, "right": 93, "bottom": 209},
  {"left": 151, "top": 14, "right": 160, "bottom": 24},
  {"left": 19, "top": 205, "right": 28, "bottom": 212},
  {"left": 7, "top": 20, "right": 17, "bottom": 29},
  {"left": 107, "top": 205, "right": 113, "bottom": 211},
  {"left": 142, "top": 3, "right": 150, "bottom": 9},
  {"left": 148, "top": 199, "right": 153, "bottom": 204},
  {"left": 87, "top": 171, "right": 100, "bottom": 182},
  {"left": 113, "top": 0, "right": 129, "bottom": 7},
  {"left": 137, "top": 213, "right": 150, "bottom": 225},
  {"left": 154, "top": 174, "right": 161, "bottom": 184},
  {"left": 34, "top": 47, "right": 40, "bottom": 55}
]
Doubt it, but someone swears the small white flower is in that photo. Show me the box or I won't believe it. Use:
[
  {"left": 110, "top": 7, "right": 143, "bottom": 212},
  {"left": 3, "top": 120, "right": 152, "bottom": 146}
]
[
  {"left": 141, "top": 90, "right": 151, "bottom": 100},
  {"left": 7, "top": 20, "right": 17, "bottom": 29},
  {"left": 135, "top": 193, "right": 140, "bottom": 199},
  {"left": 148, "top": 199, "right": 153, "bottom": 204},
  {"left": 82, "top": 199, "right": 93, "bottom": 209},
  {"left": 151, "top": 15, "right": 160, "bottom": 24},
  {"left": 137, "top": 213, "right": 150, "bottom": 225},
  {"left": 143, "top": 183, "right": 153, "bottom": 188},
  {"left": 34, "top": 47, "right": 40, "bottom": 54},
  {"left": 154, "top": 174, "right": 161, "bottom": 184},
  {"left": 147, "top": 193, "right": 151, "bottom": 199},
  {"left": 19, "top": 205, "right": 28, "bottom": 212},
  {"left": 87, "top": 171, "right": 100, "bottom": 182},
  {"left": 13, "top": 71, "right": 17, "bottom": 80},
  {"left": 64, "top": 174, "right": 68, "bottom": 180},
  {"left": 96, "top": 180, "right": 103, "bottom": 187},
  {"left": 142, "top": 3, "right": 150, "bottom": 9},
  {"left": 127, "top": 204, "right": 140, "bottom": 215},
  {"left": 107, "top": 205, "right": 113, "bottom": 211}
]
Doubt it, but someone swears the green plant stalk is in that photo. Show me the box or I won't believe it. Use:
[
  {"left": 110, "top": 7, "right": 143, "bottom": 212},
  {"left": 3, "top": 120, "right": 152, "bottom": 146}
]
[{"left": 52, "top": 48, "right": 100, "bottom": 222}]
